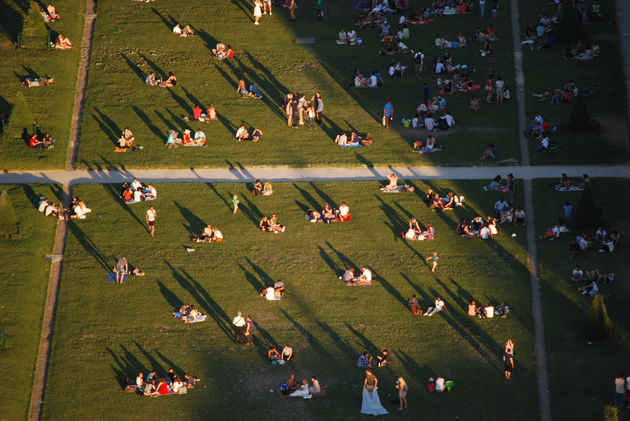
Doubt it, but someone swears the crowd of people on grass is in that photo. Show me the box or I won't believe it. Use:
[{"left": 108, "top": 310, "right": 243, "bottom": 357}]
[
  {"left": 305, "top": 201, "right": 351, "bottom": 223},
  {"left": 120, "top": 178, "right": 157, "bottom": 204},
  {"left": 261, "top": 280, "right": 285, "bottom": 300},
  {"left": 130, "top": 368, "right": 199, "bottom": 396},
  {"left": 38, "top": 196, "right": 91, "bottom": 220}
]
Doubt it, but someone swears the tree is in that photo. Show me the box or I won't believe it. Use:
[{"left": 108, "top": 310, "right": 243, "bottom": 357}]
[
  {"left": 573, "top": 185, "right": 602, "bottom": 230},
  {"left": 583, "top": 294, "right": 614, "bottom": 341},
  {"left": 602, "top": 404, "right": 618, "bottom": 421},
  {"left": 8, "top": 91, "right": 34, "bottom": 139},
  {"left": 556, "top": 3, "right": 587, "bottom": 43},
  {"left": 568, "top": 95, "right": 595, "bottom": 132}
]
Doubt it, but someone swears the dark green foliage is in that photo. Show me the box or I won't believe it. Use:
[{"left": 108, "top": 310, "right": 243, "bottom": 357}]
[
  {"left": 556, "top": 3, "right": 587, "bottom": 43},
  {"left": 573, "top": 185, "right": 602, "bottom": 230},
  {"left": 568, "top": 95, "right": 594, "bottom": 132},
  {"left": 583, "top": 294, "right": 613, "bottom": 341}
]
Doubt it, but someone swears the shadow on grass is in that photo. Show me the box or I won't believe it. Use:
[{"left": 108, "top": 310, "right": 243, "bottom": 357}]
[
  {"left": 138, "top": 53, "right": 166, "bottom": 79},
  {"left": 92, "top": 107, "right": 121, "bottom": 146},
  {"left": 345, "top": 322, "right": 378, "bottom": 353},
  {"left": 168, "top": 89, "right": 192, "bottom": 115},
  {"left": 174, "top": 200, "right": 206, "bottom": 235},
  {"left": 165, "top": 260, "right": 232, "bottom": 340},
  {"left": 0, "top": 2, "right": 24, "bottom": 42},
  {"left": 280, "top": 309, "right": 332, "bottom": 360},
  {"left": 375, "top": 195, "right": 406, "bottom": 236},
  {"left": 238, "top": 262, "right": 266, "bottom": 293},
  {"left": 318, "top": 245, "right": 342, "bottom": 275},
  {"left": 206, "top": 182, "right": 232, "bottom": 211},
  {"left": 195, "top": 28, "right": 217, "bottom": 52},
  {"left": 134, "top": 341, "right": 168, "bottom": 374},
  {"left": 309, "top": 182, "right": 336, "bottom": 208},
  {"left": 150, "top": 7, "right": 177, "bottom": 30},
  {"left": 165, "top": 108, "right": 192, "bottom": 132},
  {"left": 293, "top": 183, "right": 320, "bottom": 210},
  {"left": 107, "top": 344, "right": 149, "bottom": 388},
  {"left": 95, "top": 183, "right": 147, "bottom": 233},
  {"left": 240, "top": 195, "right": 264, "bottom": 228},
  {"left": 393, "top": 349, "right": 433, "bottom": 383},
  {"left": 121, "top": 53, "right": 146, "bottom": 83},
  {"left": 315, "top": 320, "right": 355, "bottom": 358},
  {"left": 157, "top": 279, "right": 183, "bottom": 310},
  {"left": 229, "top": 57, "right": 286, "bottom": 121},
  {"left": 67, "top": 221, "right": 110, "bottom": 273},
  {"left": 400, "top": 272, "right": 431, "bottom": 302},
  {"left": 132, "top": 106, "right": 164, "bottom": 140},
  {"left": 231, "top": 0, "right": 254, "bottom": 23}
]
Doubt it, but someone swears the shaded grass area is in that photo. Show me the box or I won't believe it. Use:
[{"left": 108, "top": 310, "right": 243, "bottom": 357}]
[
  {"left": 519, "top": 0, "right": 629, "bottom": 164},
  {"left": 0, "top": 0, "right": 86, "bottom": 170},
  {"left": 534, "top": 178, "right": 630, "bottom": 420},
  {"left": 0, "top": 184, "right": 59, "bottom": 420},
  {"left": 43, "top": 180, "right": 536, "bottom": 420},
  {"left": 77, "top": 0, "right": 520, "bottom": 169}
]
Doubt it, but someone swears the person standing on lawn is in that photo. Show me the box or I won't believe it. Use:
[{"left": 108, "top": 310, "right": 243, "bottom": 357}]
[
  {"left": 503, "top": 348, "right": 514, "bottom": 380},
  {"left": 426, "top": 251, "right": 439, "bottom": 272},
  {"left": 232, "top": 311, "right": 246, "bottom": 344},
  {"left": 245, "top": 315, "right": 254, "bottom": 345},
  {"left": 614, "top": 374, "right": 625, "bottom": 408},
  {"left": 146, "top": 206, "right": 156, "bottom": 237},
  {"left": 383, "top": 100, "right": 394, "bottom": 128}
]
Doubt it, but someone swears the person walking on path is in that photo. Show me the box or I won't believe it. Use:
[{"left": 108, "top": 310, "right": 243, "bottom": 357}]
[
  {"left": 614, "top": 374, "right": 626, "bottom": 408},
  {"left": 232, "top": 311, "right": 246, "bottom": 344},
  {"left": 426, "top": 251, "right": 439, "bottom": 272},
  {"left": 503, "top": 347, "right": 514, "bottom": 380},
  {"left": 383, "top": 100, "right": 394, "bottom": 128},
  {"left": 245, "top": 315, "right": 254, "bottom": 345},
  {"left": 146, "top": 206, "right": 156, "bottom": 237}
]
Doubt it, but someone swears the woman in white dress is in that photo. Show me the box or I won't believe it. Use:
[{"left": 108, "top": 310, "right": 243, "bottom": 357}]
[
  {"left": 290, "top": 379, "right": 311, "bottom": 398},
  {"left": 254, "top": 0, "right": 263, "bottom": 25},
  {"left": 361, "top": 369, "right": 388, "bottom": 415}
]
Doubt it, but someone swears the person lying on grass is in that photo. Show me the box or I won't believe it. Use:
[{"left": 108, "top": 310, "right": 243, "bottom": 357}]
[
  {"left": 236, "top": 79, "right": 262, "bottom": 98},
  {"left": 23, "top": 76, "right": 54, "bottom": 87},
  {"left": 172, "top": 23, "right": 195, "bottom": 37},
  {"left": 52, "top": 34, "right": 73, "bottom": 49},
  {"left": 47, "top": 4, "right": 60, "bottom": 20},
  {"left": 159, "top": 72, "right": 177, "bottom": 87}
]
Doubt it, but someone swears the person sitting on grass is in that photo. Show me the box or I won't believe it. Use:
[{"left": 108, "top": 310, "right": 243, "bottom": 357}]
[
  {"left": 159, "top": 72, "right": 177, "bottom": 87},
  {"left": 252, "top": 180, "right": 263, "bottom": 196},
  {"left": 578, "top": 281, "right": 600, "bottom": 297},
  {"left": 262, "top": 181, "right": 273, "bottom": 196},
  {"left": 306, "top": 208, "right": 322, "bottom": 222},
  {"left": 274, "top": 280, "right": 285, "bottom": 296},
  {"left": 267, "top": 346, "right": 281, "bottom": 361},
  {"left": 236, "top": 80, "right": 257, "bottom": 98},
  {"left": 281, "top": 345, "right": 293, "bottom": 361},
  {"left": 165, "top": 130, "right": 181, "bottom": 147},
  {"left": 357, "top": 266, "right": 372, "bottom": 283},
  {"left": 409, "top": 295, "right": 422, "bottom": 315},
  {"left": 430, "top": 193, "right": 445, "bottom": 210},
  {"left": 341, "top": 267, "right": 356, "bottom": 282},
  {"left": 468, "top": 300, "right": 480, "bottom": 316},
  {"left": 571, "top": 266, "right": 584, "bottom": 282},
  {"left": 311, "top": 376, "right": 327, "bottom": 397},
  {"left": 337, "top": 201, "right": 351, "bottom": 221},
  {"left": 321, "top": 203, "right": 335, "bottom": 223},
  {"left": 145, "top": 71, "right": 159, "bottom": 86},
  {"left": 361, "top": 132, "right": 375, "bottom": 146},
  {"left": 262, "top": 284, "right": 282, "bottom": 300},
  {"left": 212, "top": 41, "right": 226, "bottom": 57},
  {"left": 116, "top": 128, "right": 136, "bottom": 152},
  {"left": 269, "top": 214, "right": 286, "bottom": 232},
  {"left": 52, "top": 34, "right": 73, "bottom": 49},
  {"left": 481, "top": 143, "right": 496, "bottom": 160},
  {"left": 172, "top": 23, "right": 195, "bottom": 37},
  {"left": 385, "top": 173, "right": 399, "bottom": 190},
  {"left": 235, "top": 124, "right": 250, "bottom": 141},
  {"left": 469, "top": 95, "right": 482, "bottom": 111},
  {"left": 252, "top": 128, "right": 263, "bottom": 142},
  {"left": 357, "top": 351, "right": 374, "bottom": 368},
  {"left": 405, "top": 217, "right": 422, "bottom": 240},
  {"left": 424, "top": 296, "right": 448, "bottom": 316},
  {"left": 377, "top": 349, "right": 392, "bottom": 367},
  {"left": 289, "top": 379, "right": 311, "bottom": 398},
  {"left": 193, "top": 129, "right": 207, "bottom": 146},
  {"left": 30, "top": 134, "right": 44, "bottom": 149},
  {"left": 47, "top": 4, "right": 60, "bottom": 20},
  {"left": 23, "top": 76, "right": 54, "bottom": 87}
]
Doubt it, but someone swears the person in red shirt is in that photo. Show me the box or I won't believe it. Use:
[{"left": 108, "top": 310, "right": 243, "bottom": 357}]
[
  {"left": 193, "top": 105, "right": 202, "bottom": 120},
  {"left": 226, "top": 45, "right": 235, "bottom": 59},
  {"left": 30, "top": 134, "right": 43, "bottom": 149},
  {"left": 157, "top": 379, "right": 169, "bottom": 395}
]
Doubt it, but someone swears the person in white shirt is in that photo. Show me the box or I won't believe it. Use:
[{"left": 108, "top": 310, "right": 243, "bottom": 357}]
[
  {"left": 484, "top": 304, "right": 494, "bottom": 318},
  {"left": 358, "top": 266, "right": 372, "bottom": 282},
  {"left": 494, "top": 198, "right": 510, "bottom": 215},
  {"left": 424, "top": 115, "right": 435, "bottom": 131},
  {"left": 290, "top": 379, "right": 311, "bottom": 398},
  {"left": 424, "top": 297, "right": 447, "bottom": 316},
  {"left": 368, "top": 73, "right": 378, "bottom": 87},
  {"left": 337, "top": 29, "right": 347, "bottom": 44},
  {"left": 571, "top": 266, "right": 584, "bottom": 282},
  {"left": 131, "top": 178, "right": 143, "bottom": 191},
  {"left": 136, "top": 372, "right": 144, "bottom": 389},
  {"left": 339, "top": 202, "right": 350, "bottom": 218},
  {"left": 435, "top": 60, "right": 446, "bottom": 74},
  {"left": 347, "top": 29, "right": 357, "bottom": 45},
  {"left": 281, "top": 345, "right": 293, "bottom": 361},
  {"left": 479, "top": 225, "right": 490, "bottom": 239},
  {"left": 336, "top": 132, "right": 348, "bottom": 146},
  {"left": 232, "top": 311, "right": 246, "bottom": 343},
  {"left": 172, "top": 24, "right": 182, "bottom": 35},
  {"left": 38, "top": 198, "right": 49, "bottom": 213},
  {"left": 440, "top": 111, "right": 455, "bottom": 128}
]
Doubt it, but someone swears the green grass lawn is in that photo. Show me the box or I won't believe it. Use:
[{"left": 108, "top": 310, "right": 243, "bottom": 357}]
[
  {"left": 76, "top": 0, "right": 520, "bottom": 169},
  {"left": 42, "top": 180, "right": 538, "bottom": 420},
  {"left": 519, "top": 0, "right": 629, "bottom": 164},
  {"left": 0, "top": 184, "right": 59, "bottom": 420},
  {"left": 534, "top": 178, "right": 630, "bottom": 420},
  {"left": 0, "top": 0, "right": 86, "bottom": 170}
]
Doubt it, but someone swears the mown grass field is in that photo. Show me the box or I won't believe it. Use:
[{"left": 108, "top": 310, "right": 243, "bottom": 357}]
[
  {"left": 42, "top": 180, "right": 538, "bottom": 420},
  {"left": 534, "top": 178, "right": 630, "bottom": 420},
  {"left": 76, "top": 0, "right": 521, "bottom": 169},
  {"left": 0, "top": 0, "right": 86, "bottom": 170},
  {"left": 0, "top": 184, "right": 59, "bottom": 420}
]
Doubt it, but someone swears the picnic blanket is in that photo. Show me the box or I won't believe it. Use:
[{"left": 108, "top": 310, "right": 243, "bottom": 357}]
[
  {"left": 380, "top": 185, "right": 414, "bottom": 193},
  {"left": 553, "top": 184, "right": 584, "bottom": 192},
  {"left": 340, "top": 143, "right": 364, "bottom": 148},
  {"left": 125, "top": 196, "right": 156, "bottom": 205},
  {"left": 414, "top": 147, "right": 444, "bottom": 154},
  {"left": 407, "top": 18, "right": 435, "bottom": 25},
  {"left": 345, "top": 280, "right": 373, "bottom": 286},
  {"left": 351, "top": 0, "right": 370, "bottom": 10},
  {"left": 461, "top": 84, "right": 482, "bottom": 92},
  {"left": 172, "top": 312, "right": 207, "bottom": 323},
  {"left": 108, "top": 273, "right": 128, "bottom": 282}
]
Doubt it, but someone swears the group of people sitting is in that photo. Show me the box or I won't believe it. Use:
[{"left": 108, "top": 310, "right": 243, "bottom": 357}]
[
  {"left": 424, "top": 189, "right": 464, "bottom": 210},
  {"left": 402, "top": 218, "right": 435, "bottom": 241},
  {"left": 340, "top": 266, "right": 373, "bottom": 286},
  {"left": 267, "top": 344, "right": 294, "bottom": 365},
  {"left": 165, "top": 129, "right": 207, "bottom": 147},
  {"left": 192, "top": 224, "right": 224, "bottom": 243},
  {"left": 352, "top": 70, "right": 383, "bottom": 88},
  {"left": 120, "top": 179, "right": 157, "bottom": 204},
  {"left": 115, "top": 128, "right": 139, "bottom": 152},
  {"left": 356, "top": 349, "right": 392, "bottom": 368},
  {"left": 279, "top": 374, "right": 326, "bottom": 399},
  {"left": 69, "top": 196, "right": 92, "bottom": 220},
  {"left": 190, "top": 104, "right": 217, "bottom": 122},
  {"left": 261, "top": 280, "right": 285, "bottom": 300},
  {"left": 251, "top": 180, "right": 273, "bottom": 196},
  {"left": 334, "top": 131, "right": 374, "bottom": 146},
  {"left": 211, "top": 41, "right": 235, "bottom": 60},
  {"left": 455, "top": 216, "right": 499, "bottom": 239},
  {"left": 172, "top": 23, "right": 195, "bottom": 37},
  {"left": 173, "top": 303, "right": 207, "bottom": 323},
  {"left": 532, "top": 81, "right": 580, "bottom": 104},
  {"left": 572, "top": 267, "right": 615, "bottom": 298},
  {"left": 305, "top": 202, "right": 351, "bottom": 223},
  {"left": 259, "top": 214, "right": 286, "bottom": 233},
  {"left": 567, "top": 228, "right": 620, "bottom": 256},
  {"left": 467, "top": 300, "right": 510, "bottom": 318},
  {"left": 412, "top": 135, "right": 442, "bottom": 153},
  {"left": 132, "top": 369, "right": 199, "bottom": 396},
  {"left": 236, "top": 79, "right": 264, "bottom": 99},
  {"left": 23, "top": 76, "right": 54, "bottom": 88},
  {"left": 40, "top": 4, "right": 60, "bottom": 22},
  {"left": 235, "top": 124, "right": 263, "bottom": 142},
  {"left": 145, "top": 71, "right": 177, "bottom": 88},
  {"left": 29, "top": 132, "right": 55, "bottom": 150},
  {"left": 337, "top": 28, "right": 362, "bottom": 45},
  {"left": 408, "top": 296, "right": 448, "bottom": 316}
]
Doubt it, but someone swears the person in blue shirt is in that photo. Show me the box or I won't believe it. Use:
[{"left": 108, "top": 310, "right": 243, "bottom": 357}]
[{"left": 383, "top": 100, "right": 394, "bottom": 128}]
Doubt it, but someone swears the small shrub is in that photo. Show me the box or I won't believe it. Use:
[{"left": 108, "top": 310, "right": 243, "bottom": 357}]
[
  {"left": 603, "top": 404, "right": 618, "bottom": 421},
  {"left": 573, "top": 185, "right": 603, "bottom": 230}
]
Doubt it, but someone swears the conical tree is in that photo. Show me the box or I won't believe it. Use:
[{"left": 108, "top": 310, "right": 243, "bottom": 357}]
[
  {"left": 0, "top": 190, "right": 18, "bottom": 226},
  {"left": 573, "top": 185, "right": 602, "bottom": 230},
  {"left": 583, "top": 294, "right": 614, "bottom": 341},
  {"left": 8, "top": 91, "right": 34, "bottom": 139},
  {"left": 556, "top": 3, "right": 587, "bottom": 43},
  {"left": 603, "top": 404, "right": 618, "bottom": 421},
  {"left": 568, "top": 95, "right": 594, "bottom": 132}
]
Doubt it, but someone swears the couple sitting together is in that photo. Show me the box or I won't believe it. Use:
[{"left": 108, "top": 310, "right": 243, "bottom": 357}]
[
  {"left": 235, "top": 125, "right": 263, "bottom": 142},
  {"left": 413, "top": 135, "right": 442, "bottom": 153},
  {"left": 236, "top": 79, "right": 263, "bottom": 99},
  {"left": 23, "top": 76, "right": 54, "bottom": 88},
  {"left": 166, "top": 129, "right": 207, "bottom": 147},
  {"left": 357, "top": 349, "right": 391, "bottom": 368},
  {"left": 121, "top": 179, "right": 157, "bottom": 204},
  {"left": 173, "top": 304, "right": 206, "bottom": 323},
  {"left": 335, "top": 131, "right": 374, "bottom": 147},
  {"left": 261, "top": 280, "right": 285, "bottom": 300},
  {"left": 251, "top": 180, "right": 273, "bottom": 196},
  {"left": 172, "top": 23, "right": 195, "bottom": 37},
  {"left": 259, "top": 214, "right": 285, "bottom": 233},
  {"left": 38, "top": 197, "right": 63, "bottom": 219},
  {"left": 425, "top": 189, "right": 464, "bottom": 210},
  {"left": 280, "top": 374, "right": 326, "bottom": 399},
  {"left": 115, "top": 128, "right": 139, "bottom": 152},
  {"left": 193, "top": 224, "right": 223, "bottom": 243},
  {"left": 467, "top": 300, "right": 510, "bottom": 318},
  {"left": 70, "top": 196, "right": 92, "bottom": 220},
  {"left": 29, "top": 132, "right": 55, "bottom": 150},
  {"left": 340, "top": 266, "right": 373, "bottom": 286},
  {"left": 306, "top": 202, "right": 351, "bottom": 223},
  {"left": 403, "top": 218, "right": 435, "bottom": 241},
  {"left": 267, "top": 344, "right": 293, "bottom": 365},
  {"left": 145, "top": 71, "right": 177, "bottom": 88},
  {"left": 212, "top": 41, "right": 234, "bottom": 60}
]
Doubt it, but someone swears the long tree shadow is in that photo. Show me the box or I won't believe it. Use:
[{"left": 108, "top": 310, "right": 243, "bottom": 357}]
[
  {"left": 106, "top": 345, "right": 149, "bottom": 388},
  {"left": 238, "top": 262, "right": 266, "bottom": 293},
  {"left": 435, "top": 276, "right": 468, "bottom": 310},
  {"left": 150, "top": 7, "right": 177, "bottom": 30},
  {"left": 155, "top": 350, "right": 187, "bottom": 379},
  {"left": 318, "top": 245, "right": 342, "bottom": 276},
  {"left": 134, "top": 341, "right": 167, "bottom": 375},
  {"left": 206, "top": 182, "right": 232, "bottom": 211},
  {"left": 228, "top": 57, "right": 285, "bottom": 121},
  {"left": 180, "top": 86, "right": 204, "bottom": 110},
  {"left": 92, "top": 107, "right": 121, "bottom": 145},
  {"left": 165, "top": 260, "right": 232, "bottom": 340},
  {"left": 325, "top": 241, "right": 356, "bottom": 269},
  {"left": 320, "top": 114, "right": 345, "bottom": 142},
  {"left": 231, "top": 0, "right": 254, "bottom": 23},
  {"left": 253, "top": 320, "right": 278, "bottom": 354},
  {"left": 374, "top": 195, "right": 406, "bottom": 236},
  {"left": 371, "top": 268, "right": 409, "bottom": 308},
  {"left": 315, "top": 320, "right": 355, "bottom": 359},
  {"left": 173, "top": 200, "right": 206, "bottom": 235},
  {"left": 121, "top": 53, "right": 146, "bottom": 82},
  {"left": 138, "top": 53, "right": 166, "bottom": 79},
  {"left": 294, "top": 199, "right": 311, "bottom": 213},
  {"left": 157, "top": 280, "right": 183, "bottom": 310},
  {"left": 195, "top": 28, "right": 218, "bottom": 52},
  {"left": 400, "top": 272, "right": 431, "bottom": 302},
  {"left": 293, "top": 183, "right": 321, "bottom": 210},
  {"left": 246, "top": 258, "right": 275, "bottom": 285},
  {"left": 98, "top": 183, "right": 148, "bottom": 233},
  {"left": 344, "top": 322, "right": 378, "bottom": 354},
  {"left": 165, "top": 108, "right": 192, "bottom": 132},
  {"left": 240, "top": 195, "right": 264, "bottom": 228},
  {"left": 67, "top": 222, "right": 110, "bottom": 273},
  {"left": 309, "top": 182, "right": 336, "bottom": 208},
  {"left": 213, "top": 63, "right": 238, "bottom": 90},
  {"left": 279, "top": 309, "right": 332, "bottom": 360},
  {"left": 242, "top": 50, "right": 288, "bottom": 101},
  {"left": 393, "top": 350, "right": 433, "bottom": 383},
  {"left": 448, "top": 277, "right": 475, "bottom": 307},
  {"left": 132, "top": 106, "right": 164, "bottom": 140},
  {"left": 168, "top": 89, "right": 191, "bottom": 115}
]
